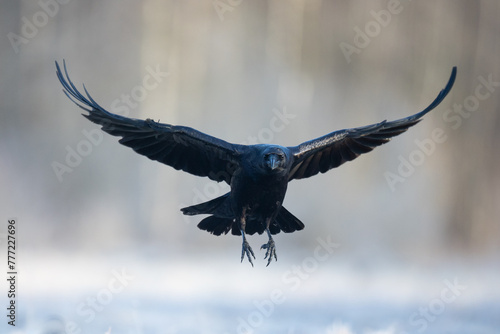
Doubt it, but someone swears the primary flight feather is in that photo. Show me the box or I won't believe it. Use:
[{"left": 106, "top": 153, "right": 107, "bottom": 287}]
[{"left": 57, "top": 61, "right": 456, "bottom": 266}]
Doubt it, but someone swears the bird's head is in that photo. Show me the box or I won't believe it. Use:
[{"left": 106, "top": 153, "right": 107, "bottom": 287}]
[{"left": 261, "top": 146, "right": 288, "bottom": 173}]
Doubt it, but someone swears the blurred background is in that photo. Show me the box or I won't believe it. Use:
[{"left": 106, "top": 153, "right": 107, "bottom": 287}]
[{"left": 1, "top": 0, "right": 499, "bottom": 333}]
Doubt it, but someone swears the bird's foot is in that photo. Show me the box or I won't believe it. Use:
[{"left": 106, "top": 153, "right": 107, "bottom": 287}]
[
  {"left": 261, "top": 239, "right": 277, "bottom": 266},
  {"left": 241, "top": 239, "right": 256, "bottom": 266}
]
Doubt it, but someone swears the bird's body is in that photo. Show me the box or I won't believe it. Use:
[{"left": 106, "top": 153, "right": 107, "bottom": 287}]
[
  {"left": 56, "top": 61, "right": 456, "bottom": 266},
  {"left": 231, "top": 145, "right": 289, "bottom": 220},
  {"left": 181, "top": 145, "right": 298, "bottom": 263}
]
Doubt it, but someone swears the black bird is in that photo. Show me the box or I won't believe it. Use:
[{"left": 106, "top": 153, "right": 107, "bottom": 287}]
[{"left": 56, "top": 61, "right": 456, "bottom": 266}]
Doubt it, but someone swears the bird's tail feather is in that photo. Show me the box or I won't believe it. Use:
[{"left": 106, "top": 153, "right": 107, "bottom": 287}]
[
  {"left": 245, "top": 207, "right": 305, "bottom": 235},
  {"left": 197, "top": 216, "right": 235, "bottom": 236},
  {"left": 272, "top": 206, "right": 305, "bottom": 234},
  {"left": 180, "top": 193, "right": 230, "bottom": 216},
  {"left": 183, "top": 193, "right": 305, "bottom": 236},
  {"left": 197, "top": 206, "right": 305, "bottom": 237}
]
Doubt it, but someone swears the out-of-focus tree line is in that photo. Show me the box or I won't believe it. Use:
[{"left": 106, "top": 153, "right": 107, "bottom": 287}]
[{"left": 1, "top": 0, "right": 498, "bottom": 258}]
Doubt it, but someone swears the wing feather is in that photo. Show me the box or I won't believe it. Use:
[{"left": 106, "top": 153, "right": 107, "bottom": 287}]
[
  {"left": 287, "top": 67, "right": 457, "bottom": 180},
  {"left": 56, "top": 61, "right": 243, "bottom": 183}
]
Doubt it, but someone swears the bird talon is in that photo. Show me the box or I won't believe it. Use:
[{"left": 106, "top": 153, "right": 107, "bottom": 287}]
[
  {"left": 261, "top": 240, "right": 277, "bottom": 266},
  {"left": 241, "top": 240, "right": 255, "bottom": 266}
]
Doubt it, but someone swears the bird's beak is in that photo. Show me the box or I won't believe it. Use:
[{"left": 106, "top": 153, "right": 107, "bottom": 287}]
[{"left": 268, "top": 155, "right": 280, "bottom": 170}]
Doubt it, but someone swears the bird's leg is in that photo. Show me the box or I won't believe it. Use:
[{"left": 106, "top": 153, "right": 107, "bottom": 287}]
[
  {"left": 240, "top": 230, "right": 255, "bottom": 266},
  {"left": 261, "top": 225, "right": 277, "bottom": 266},
  {"left": 239, "top": 211, "right": 255, "bottom": 266}
]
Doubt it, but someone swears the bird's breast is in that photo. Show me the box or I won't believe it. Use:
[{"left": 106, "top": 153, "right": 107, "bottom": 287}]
[{"left": 230, "top": 170, "right": 288, "bottom": 216}]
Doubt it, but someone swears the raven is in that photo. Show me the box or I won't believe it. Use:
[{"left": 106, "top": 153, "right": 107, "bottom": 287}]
[{"left": 56, "top": 61, "right": 456, "bottom": 266}]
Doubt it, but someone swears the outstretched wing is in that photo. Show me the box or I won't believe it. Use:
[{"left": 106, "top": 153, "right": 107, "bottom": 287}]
[
  {"left": 287, "top": 67, "right": 457, "bottom": 181},
  {"left": 56, "top": 61, "right": 243, "bottom": 183}
]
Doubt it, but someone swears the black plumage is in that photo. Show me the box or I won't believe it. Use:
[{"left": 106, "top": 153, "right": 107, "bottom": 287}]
[{"left": 56, "top": 61, "right": 456, "bottom": 266}]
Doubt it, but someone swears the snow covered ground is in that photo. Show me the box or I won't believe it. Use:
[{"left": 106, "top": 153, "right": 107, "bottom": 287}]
[{"left": 5, "top": 249, "right": 499, "bottom": 334}]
